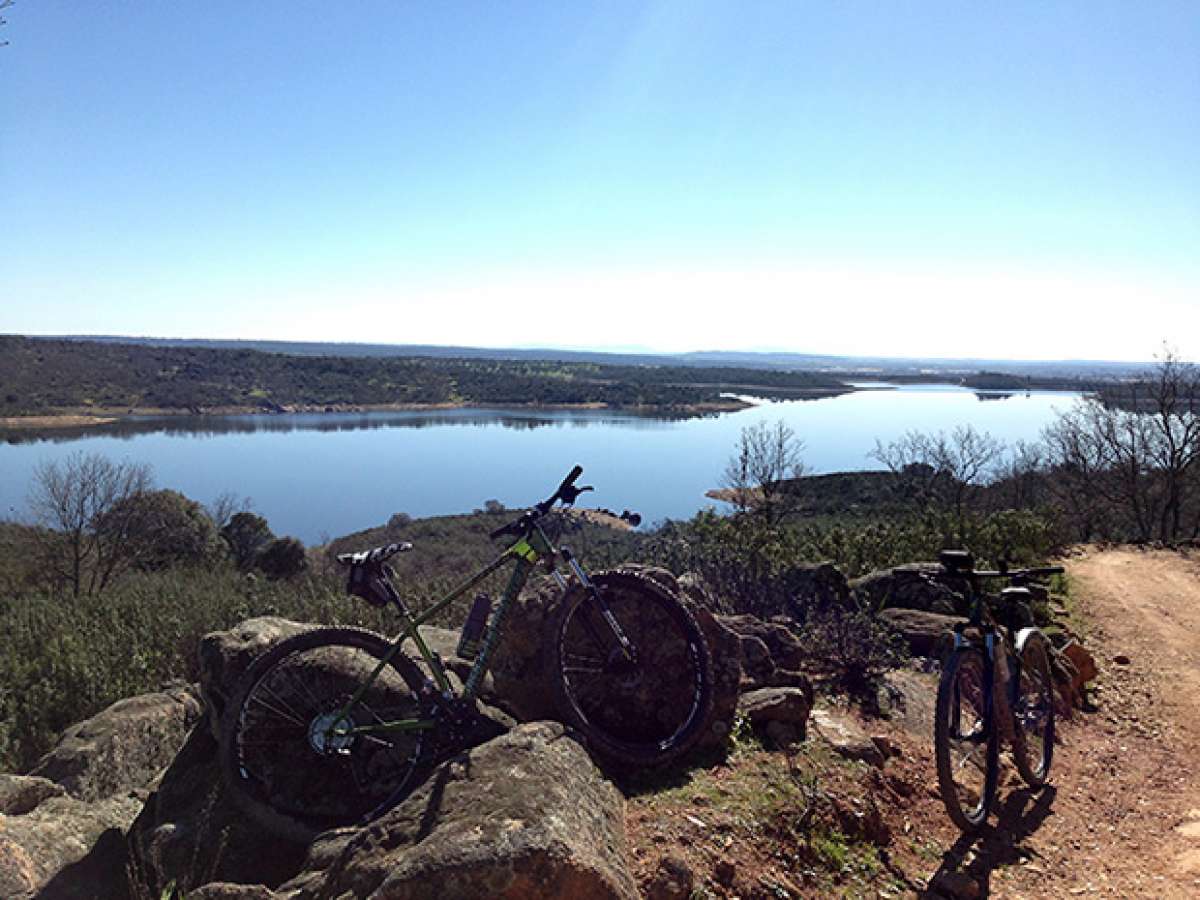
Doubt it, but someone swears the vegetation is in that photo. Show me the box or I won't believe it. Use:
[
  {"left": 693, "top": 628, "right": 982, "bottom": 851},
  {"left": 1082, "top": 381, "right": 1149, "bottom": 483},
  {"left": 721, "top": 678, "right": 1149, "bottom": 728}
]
[
  {"left": 0, "top": 335, "right": 849, "bottom": 416},
  {"left": 6, "top": 349, "right": 1197, "bottom": 776}
]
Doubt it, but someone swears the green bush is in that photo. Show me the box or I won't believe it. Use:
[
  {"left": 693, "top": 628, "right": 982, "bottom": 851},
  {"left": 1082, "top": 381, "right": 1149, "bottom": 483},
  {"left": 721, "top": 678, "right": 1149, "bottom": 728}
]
[
  {"left": 256, "top": 537, "right": 307, "bottom": 580},
  {"left": 220, "top": 511, "right": 274, "bottom": 570}
]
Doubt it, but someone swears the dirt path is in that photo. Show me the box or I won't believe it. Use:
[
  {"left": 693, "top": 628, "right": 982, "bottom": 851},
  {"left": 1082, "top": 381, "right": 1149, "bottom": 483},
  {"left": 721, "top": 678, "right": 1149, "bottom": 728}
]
[{"left": 919, "top": 546, "right": 1200, "bottom": 898}]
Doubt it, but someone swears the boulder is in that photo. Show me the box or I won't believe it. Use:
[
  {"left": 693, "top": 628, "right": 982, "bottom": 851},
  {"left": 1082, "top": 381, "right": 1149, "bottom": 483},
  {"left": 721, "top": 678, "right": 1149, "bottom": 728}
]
[
  {"left": 1061, "top": 640, "right": 1098, "bottom": 689},
  {"left": 717, "top": 613, "right": 806, "bottom": 672},
  {"left": 486, "top": 577, "right": 562, "bottom": 722},
  {"left": 199, "top": 616, "right": 311, "bottom": 735},
  {"left": 30, "top": 685, "right": 202, "bottom": 801},
  {"left": 808, "top": 707, "right": 886, "bottom": 768},
  {"left": 0, "top": 790, "right": 140, "bottom": 900},
  {"left": 851, "top": 564, "right": 965, "bottom": 616},
  {"left": 737, "top": 687, "right": 812, "bottom": 747},
  {"left": 687, "top": 606, "right": 743, "bottom": 755},
  {"left": 0, "top": 775, "right": 66, "bottom": 816},
  {"left": 785, "top": 562, "right": 853, "bottom": 618},
  {"left": 877, "top": 608, "right": 967, "bottom": 658},
  {"left": 281, "top": 722, "right": 638, "bottom": 900},
  {"left": 199, "top": 618, "right": 488, "bottom": 734},
  {"left": 127, "top": 725, "right": 308, "bottom": 893},
  {"left": 675, "top": 579, "right": 752, "bottom": 751}
]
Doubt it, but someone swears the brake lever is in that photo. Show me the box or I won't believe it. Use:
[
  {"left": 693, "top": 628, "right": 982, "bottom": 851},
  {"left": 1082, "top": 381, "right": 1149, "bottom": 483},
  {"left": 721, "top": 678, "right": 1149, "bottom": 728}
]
[{"left": 559, "top": 484, "right": 594, "bottom": 507}]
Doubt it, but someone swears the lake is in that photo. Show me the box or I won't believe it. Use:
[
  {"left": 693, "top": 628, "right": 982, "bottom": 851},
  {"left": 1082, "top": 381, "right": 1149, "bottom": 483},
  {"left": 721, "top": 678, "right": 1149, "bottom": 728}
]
[{"left": 1, "top": 385, "right": 1081, "bottom": 543}]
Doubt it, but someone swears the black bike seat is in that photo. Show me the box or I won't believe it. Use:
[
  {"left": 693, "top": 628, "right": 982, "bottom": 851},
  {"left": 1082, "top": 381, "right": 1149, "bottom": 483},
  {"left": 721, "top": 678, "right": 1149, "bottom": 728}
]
[{"left": 336, "top": 541, "right": 413, "bottom": 567}]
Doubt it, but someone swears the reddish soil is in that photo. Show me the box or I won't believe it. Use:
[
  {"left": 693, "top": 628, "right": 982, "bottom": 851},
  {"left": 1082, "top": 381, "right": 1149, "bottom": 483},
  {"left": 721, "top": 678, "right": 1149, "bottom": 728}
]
[{"left": 627, "top": 546, "right": 1200, "bottom": 898}]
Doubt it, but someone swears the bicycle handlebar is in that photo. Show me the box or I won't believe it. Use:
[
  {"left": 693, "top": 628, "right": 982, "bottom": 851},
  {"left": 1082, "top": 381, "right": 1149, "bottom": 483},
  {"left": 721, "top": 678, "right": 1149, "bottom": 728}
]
[{"left": 488, "top": 465, "right": 592, "bottom": 541}]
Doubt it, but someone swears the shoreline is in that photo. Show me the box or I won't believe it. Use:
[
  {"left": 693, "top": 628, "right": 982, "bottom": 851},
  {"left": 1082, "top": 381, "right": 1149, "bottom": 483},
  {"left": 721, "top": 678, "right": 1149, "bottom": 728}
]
[{"left": 0, "top": 397, "right": 764, "bottom": 434}]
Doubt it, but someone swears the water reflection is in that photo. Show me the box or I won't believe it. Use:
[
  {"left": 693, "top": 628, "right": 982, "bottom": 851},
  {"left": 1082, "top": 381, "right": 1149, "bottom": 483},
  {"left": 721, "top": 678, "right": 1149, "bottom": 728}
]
[{"left": 2, "top": 407, "right": 701, "bottom": 446}]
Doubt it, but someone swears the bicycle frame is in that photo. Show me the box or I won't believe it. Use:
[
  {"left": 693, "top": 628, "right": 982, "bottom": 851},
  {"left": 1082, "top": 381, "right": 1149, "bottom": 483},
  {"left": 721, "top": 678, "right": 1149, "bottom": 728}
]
[{"left": 332, "top": 524, "right": 558, "bottom": 738}]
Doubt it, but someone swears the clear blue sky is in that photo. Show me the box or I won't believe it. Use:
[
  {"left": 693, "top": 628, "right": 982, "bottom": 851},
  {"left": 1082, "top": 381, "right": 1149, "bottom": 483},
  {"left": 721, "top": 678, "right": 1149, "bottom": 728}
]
[{"left": 2, "top": 2, "right": 1197, "bottom": 360}]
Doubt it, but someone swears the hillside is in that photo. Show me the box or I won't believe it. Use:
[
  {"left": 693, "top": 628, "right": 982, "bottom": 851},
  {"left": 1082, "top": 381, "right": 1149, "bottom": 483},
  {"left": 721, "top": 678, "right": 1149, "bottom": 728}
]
[{"left": 0, "top": 335, "right": 850, "bottom": 418}]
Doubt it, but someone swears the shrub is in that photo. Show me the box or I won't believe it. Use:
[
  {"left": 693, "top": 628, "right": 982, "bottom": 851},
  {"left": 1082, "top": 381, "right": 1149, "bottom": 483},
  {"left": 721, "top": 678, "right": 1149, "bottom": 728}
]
[
  {"left": 256, "top": 537, "right": 307, "bottom": 580},
  {"left": 220, "top": 511, "right": 275, "bottom": 570},
  {"left": 799, "top": 600, "right": 909, "bottom": 695},
  {"left": 107, "top": 489, "right": 223, "bottom": 571}
]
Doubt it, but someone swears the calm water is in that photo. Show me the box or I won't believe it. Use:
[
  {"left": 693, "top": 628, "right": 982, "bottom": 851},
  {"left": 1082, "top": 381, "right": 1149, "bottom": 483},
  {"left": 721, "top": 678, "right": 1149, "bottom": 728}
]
[{"left": 0, "top": 386, "right": 1080, "bottom": 543}]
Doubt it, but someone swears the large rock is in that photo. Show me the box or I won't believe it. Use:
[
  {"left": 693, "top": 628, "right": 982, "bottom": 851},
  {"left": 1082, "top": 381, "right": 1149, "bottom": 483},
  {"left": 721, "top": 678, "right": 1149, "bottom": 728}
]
[
  {"left": 30, "top": 685, "right": 202, "bottom": 801},
  {"left": 808, "top": 707, "right": 886, "bottom": 768},
  {"left": 688, "top": 607, "right": 743, "bottom": 754},
  {"left": 127, "top": 725, "right": 308, "bottom": 893},
  {"left": 675, "top": 574, "right": 743, "bottom": 754},
  {"left": 0, "top": 775, "right": 66, "bottom": 816},
  {"left": 486, "top": 577, "right": 562, "bottom": 722},
  {"left": 737, "top": 687, "right": 812, "bottom": 747},
  {"left": 199, "top": 616, "right": 312, "bottom": 735},
  {"left": 717, "top": 613, "right": 806, "bottom": 673},
  {"left": 878, "top": 608, "right": 967, "bottom": 658},
  {"left": 0, "top": 788, "right": 140, "bottom": 900},
  {"left": 199, "top": 618, "right": 486, "bottom": 734},
  {"left": 282, "top": 722, "right": 638, "bottom": 900},
  {"left": 851, "top": 564, "right": 965, "bottom": 616},
  {"left": 786, "top": 561, "right": 853, "bottom": 615}
]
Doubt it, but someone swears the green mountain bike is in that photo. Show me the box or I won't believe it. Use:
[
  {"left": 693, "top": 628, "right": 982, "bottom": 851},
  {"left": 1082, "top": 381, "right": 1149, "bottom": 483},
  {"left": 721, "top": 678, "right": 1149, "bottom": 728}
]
[
  {"left": 219, "top": 466, "right": 714, "bottom": 842},
  {"left": 931, "top": 550, "right": 1064, "bottom": 831}
]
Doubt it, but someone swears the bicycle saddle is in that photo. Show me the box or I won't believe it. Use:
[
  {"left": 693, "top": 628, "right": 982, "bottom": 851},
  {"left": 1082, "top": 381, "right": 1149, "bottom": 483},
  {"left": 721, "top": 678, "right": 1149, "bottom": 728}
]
[{"left": 335, "top": 541, "right": 413, "bottom": 567}]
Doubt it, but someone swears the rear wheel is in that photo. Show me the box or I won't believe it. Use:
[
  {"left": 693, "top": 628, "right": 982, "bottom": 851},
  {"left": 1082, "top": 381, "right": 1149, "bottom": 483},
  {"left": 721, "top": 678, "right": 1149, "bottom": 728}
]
[
  {"left": 1012, "top": 633, "right": 1055, "bottom": 788},
  {"left": 219, "top": 627, "right": 431, "bottom": 843},
  {"left": 935, "top": 647, "right": 997, "bottom": 831},
  {"left": 549, "top": 571, "right": 713, "bottom": 767}
]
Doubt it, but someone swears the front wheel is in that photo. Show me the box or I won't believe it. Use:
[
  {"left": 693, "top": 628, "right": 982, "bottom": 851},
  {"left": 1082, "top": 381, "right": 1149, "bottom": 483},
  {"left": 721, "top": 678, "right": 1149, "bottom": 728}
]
[
  {"left": 549, "top": 570, "right": 713, "bottom": 767},
  {"left": 1012, "top": 633, "right": 1055, "bottom": 788},
  {"left": 219, "top": 627, "right": 431, "bottom": 843},
  {"left": 935, "top": 647, "right": 998, "bottom": 831}
]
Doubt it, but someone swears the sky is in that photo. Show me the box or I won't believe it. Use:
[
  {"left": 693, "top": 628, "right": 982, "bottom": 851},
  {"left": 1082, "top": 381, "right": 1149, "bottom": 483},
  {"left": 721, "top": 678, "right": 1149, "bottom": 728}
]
[{"left": 2, "top": 2, "right": 1198, "bottom": 361}]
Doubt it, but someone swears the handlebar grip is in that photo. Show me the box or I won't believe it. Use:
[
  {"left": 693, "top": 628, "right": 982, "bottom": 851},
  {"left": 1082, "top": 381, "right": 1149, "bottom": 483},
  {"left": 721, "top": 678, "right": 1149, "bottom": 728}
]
[{"left": 558, "top": 465, "right": 583, "bottom": 495}]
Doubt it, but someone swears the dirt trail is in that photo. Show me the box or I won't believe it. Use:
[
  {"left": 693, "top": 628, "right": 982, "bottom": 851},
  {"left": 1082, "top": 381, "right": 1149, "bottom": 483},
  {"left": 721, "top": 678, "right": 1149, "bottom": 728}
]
[{"left": 923, "top": 547, "right": 1200, "bottom": 898}]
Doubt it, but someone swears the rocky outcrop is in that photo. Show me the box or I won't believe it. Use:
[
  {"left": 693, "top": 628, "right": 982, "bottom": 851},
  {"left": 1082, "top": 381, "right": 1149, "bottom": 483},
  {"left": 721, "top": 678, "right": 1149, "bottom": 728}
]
[
  {"left": 0, "top": 781, "right": 140, "bottom": 900},
  {"left": 0, "top": 774, "right": 65, "bottom": 816},
  {"left": 282, "top": 722, "right": 638, "bottom": 900},
  {"left": 127, "top": 724, "right": 308, "bottom": 893},
  {"left": 878, "top": 608, "right": 967, "bottom": 658},
  {"left": 809, "top": 707, "right": 886, "bottom": 768},
  {"left": 199, "top": 616, "right": 311, "bottom": 736},
  {"left": 30, "top": 685, "right": 202, "bottom": 802},
  {"left": 717, "top": 613, "right": 806, "bottom": 673},
  {"left": 737, "top": 687, "right": 812, "bottom": 748},
  {"left": 851, "top": 564, "right": 965, "bottom": 616}
]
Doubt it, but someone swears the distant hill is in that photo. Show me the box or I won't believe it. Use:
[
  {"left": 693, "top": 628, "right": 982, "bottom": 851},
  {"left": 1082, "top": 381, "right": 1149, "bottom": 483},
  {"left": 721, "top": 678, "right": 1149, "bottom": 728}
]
[
  {"left": 0, "top": 335, "right": 849, "bottom": 417},
  {"left": 34, "top": 334, "right": 1149, "bottom": 381}
]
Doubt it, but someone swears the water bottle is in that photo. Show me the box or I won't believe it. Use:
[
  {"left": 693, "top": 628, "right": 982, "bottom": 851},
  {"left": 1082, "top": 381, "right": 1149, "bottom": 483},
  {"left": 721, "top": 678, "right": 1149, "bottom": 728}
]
[{"left": 456, "top": 593, "right": 492, "bottom": 660}]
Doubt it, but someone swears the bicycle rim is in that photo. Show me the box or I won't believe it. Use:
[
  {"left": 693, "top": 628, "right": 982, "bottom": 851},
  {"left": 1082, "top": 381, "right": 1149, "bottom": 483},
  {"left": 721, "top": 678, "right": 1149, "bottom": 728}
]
[
  {"left": 935, "top": 648, "right": 996, "bottom": 830},
  {"left": 222, "top": 628, "right": 427, "bottom": 840},
  {"left": 552, "top": 571, "right": 712, "bottom": 766}
]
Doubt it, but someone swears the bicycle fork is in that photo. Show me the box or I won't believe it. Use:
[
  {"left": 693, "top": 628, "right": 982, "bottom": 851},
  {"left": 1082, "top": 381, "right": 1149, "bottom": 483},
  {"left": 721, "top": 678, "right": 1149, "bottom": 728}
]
[{"left": 555, "top": 548, "right": 637, "bottom": 664}]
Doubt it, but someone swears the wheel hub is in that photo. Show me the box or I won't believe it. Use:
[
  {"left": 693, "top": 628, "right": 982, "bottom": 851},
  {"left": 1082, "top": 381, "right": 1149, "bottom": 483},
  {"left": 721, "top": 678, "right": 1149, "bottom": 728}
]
[{"left": 308, "top": 712, "right": 354, "bottom": 755}]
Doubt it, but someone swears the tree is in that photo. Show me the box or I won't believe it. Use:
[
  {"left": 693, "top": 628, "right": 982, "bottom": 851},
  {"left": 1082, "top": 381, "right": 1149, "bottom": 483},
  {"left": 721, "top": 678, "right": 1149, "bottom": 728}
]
[
  {"left": 1042, "top": 347, "right": 1200, "bottom": 542},
  {"left": 721, "top": 419, "right": 806, "bottom": 523},
  {"left": 870, "top": 425, "right": 1005, "bottom": 537},
  {"left": 256, "top": 537, "right": 307, "bottom": 580},
  {"left": 106, "top": 489, "right": 222, "bottom": 573},
  {"left": 27, "top": 452, "right": 153, "bottom": 595},
  {"left": 220, "top": 511, "right": 275, "bottom": 571}
]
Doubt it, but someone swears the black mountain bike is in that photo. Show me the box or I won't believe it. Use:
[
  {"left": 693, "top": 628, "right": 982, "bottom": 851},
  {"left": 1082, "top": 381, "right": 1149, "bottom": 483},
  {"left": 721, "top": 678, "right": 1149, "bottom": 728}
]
[
  {"left": 219, "top": 466, "right": 714, "bottom": 842},
  {"left": 931, "top": 550, "right": 1064, "bottom": 831}
]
